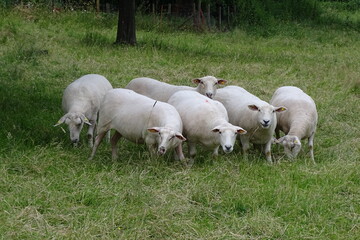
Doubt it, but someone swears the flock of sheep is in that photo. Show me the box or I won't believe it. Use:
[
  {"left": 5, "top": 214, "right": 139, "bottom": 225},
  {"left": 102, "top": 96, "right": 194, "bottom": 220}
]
[{"left": 55, "top": 74, "right": 318, "bottom": 165}]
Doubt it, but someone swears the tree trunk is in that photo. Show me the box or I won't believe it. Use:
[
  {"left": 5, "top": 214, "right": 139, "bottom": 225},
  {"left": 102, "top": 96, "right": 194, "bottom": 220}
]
[{"left": 115, "top": 0, "right": 136, "bottom": 45}]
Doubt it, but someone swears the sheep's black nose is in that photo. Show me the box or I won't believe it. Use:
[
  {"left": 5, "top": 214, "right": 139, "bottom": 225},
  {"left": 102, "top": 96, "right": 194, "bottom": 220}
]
[
  {"left": 263, "top": 120, "right": 270, "bottom": 125},
  {"left": 206, "top": 93, "right": 213, "bottom": 99},
  {"left": 225, "top": 145, "right": 232, "bottom": 150}
]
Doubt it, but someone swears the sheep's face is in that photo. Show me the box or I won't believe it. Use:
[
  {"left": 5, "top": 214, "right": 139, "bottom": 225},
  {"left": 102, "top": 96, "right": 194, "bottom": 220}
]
[
  {"left": 248, "top": 104, "right": 286, "bottom": 129},
  {"left": 193, "top": 76, "right": 227, "bottom": 99},
  {"left": 212, "top": 125, "right": 246, "bottom": 154},
  {"left": 55, "top": 112, "right": 91, "bottom": 146},
  {"left": 276, "top": 135, "right": 302, "bottom": 159},
  {"left": 148, "top": 127, "right": 186, "bottom": 155}
]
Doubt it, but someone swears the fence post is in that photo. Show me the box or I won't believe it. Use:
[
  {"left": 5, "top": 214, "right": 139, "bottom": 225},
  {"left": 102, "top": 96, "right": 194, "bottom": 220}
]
[
  {"left": 207, "top": 4, "right": 210, "bottom": 29},
  {"left": 96, "top": 0, "right": 100, "bottom": 12},
  {"left": 218, "top": 6, "right": 222, "bottom": 29},
  {"left": 168, "top": 3, "right": 171, "bottom": 17}
]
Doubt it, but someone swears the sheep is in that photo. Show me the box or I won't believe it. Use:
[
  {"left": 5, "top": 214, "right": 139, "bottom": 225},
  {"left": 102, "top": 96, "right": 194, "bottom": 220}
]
[
  {"left": 168, "top": 90, "right": 246, "bottom": 163},
  {"left": 214, "top": 86, "right": 287, "bottom": 163},
  {"left": 125, "top": 76, "right": 227, "bottom": 102},
  {"left": 89, "top": 88, "right": 186, "bottom": 161},
  {"left": 54, "top": 74, "right": 113, "bottom": 147},
  {"left": 270, "top": 86, "right": 318, "bottom": 162}
]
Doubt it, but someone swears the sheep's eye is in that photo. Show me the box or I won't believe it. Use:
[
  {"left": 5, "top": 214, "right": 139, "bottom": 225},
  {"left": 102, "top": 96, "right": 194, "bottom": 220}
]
[{"left": 219, "top": 132, "right": 222, "bottom": 134}]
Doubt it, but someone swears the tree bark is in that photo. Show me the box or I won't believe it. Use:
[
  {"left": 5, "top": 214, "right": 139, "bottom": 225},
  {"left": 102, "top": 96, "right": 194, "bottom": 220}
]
[{"left": 115, "top": 0, "right": 136, "bottom": 45}]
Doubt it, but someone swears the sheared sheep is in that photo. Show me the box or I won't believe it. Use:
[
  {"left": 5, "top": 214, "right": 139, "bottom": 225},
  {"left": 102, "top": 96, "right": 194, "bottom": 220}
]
[
  {"left": 125, "top": 76, "right": 227, "bottom": 101},
  {"left": 215, "top": 86, "right": 286, "bottom": 163},
  {"left": 89, "top": 88, "right": 186, "bottom": 161},
  {"left": 168, "top": 90, "right": 246, "bottom": 164},
  {"left": 270, "top": 86, "right": 318, "bottom": 162},
  {"left": 54, "top": 74, "right": 113, "bottom": 147}
]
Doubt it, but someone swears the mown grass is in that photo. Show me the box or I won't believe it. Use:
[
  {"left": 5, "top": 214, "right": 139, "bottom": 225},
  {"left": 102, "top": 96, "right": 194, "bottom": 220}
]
[{"left": 0, "top": 4, "right": 360, "bottom": 239}]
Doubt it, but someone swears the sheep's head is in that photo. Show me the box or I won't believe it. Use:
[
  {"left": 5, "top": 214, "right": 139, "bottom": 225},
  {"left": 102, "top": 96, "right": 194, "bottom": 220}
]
[
  {"left": 193, "top": 76, "right": 227, "bottom": 99},
  {"left": 248, "top": 104, "right": 286, "bottom": 129},
  {"left": 148, "top": 127, "right": 186, "bottom": 155},
  {"left": 54, "top": 112, "right": 91, "bottom": 146},
  {"left": 275, "top": 135, "right": 302, "bottom": 159},
  {"left": 212, "top": 125, "right": 246, "bottom": 154}
]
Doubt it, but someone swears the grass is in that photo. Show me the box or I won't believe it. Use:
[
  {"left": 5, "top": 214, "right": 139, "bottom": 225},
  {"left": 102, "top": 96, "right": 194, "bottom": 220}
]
[{"left": 0, "top": 3, "right": 360, "bottom": 239}]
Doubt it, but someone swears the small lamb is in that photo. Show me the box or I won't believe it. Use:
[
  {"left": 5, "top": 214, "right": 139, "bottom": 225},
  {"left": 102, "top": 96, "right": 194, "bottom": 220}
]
[
  {"left": 215, "top": 86, "right": 286, "bottom": 163},
  {"left": 270, "top": 86, "right": 318, "bottom": 162},
  {"left": 168, "top": 90, "right": 246, "bottom": 163},
  {"left": 54, "top": 74, "right": 113, "bottom": 147},
  {"left": 125, "top": 76, "right": 227, "bottom": 101},
  {"left": 89, "top": 89, "right": 186, "bottom": 161}
]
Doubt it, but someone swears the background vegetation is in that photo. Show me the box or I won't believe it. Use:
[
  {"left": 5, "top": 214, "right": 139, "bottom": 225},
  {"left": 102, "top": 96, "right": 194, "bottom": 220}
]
[{"left": 0, "top": 1, "right": 359, "bottom": 239}]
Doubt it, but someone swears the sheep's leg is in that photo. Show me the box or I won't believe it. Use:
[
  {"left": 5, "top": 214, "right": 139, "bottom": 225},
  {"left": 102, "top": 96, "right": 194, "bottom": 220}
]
[
  {"left": 147, "top": 144, "right": 157, "bottom": 157},
  {"left": 111, "top": 131, "right": 122, "bottom": 161},
  {"left": 213, "top": 146, "right": 219, "bottom": 156},
  {"left": 105, "top": 130, "right": 111, "bottom": 143},
  {"left": 275, "top": 128, "right": 280, "bottom": 139},
  {"left": 264, "top": 141, "right": 273, "bottom": 163},
  {"left": 308, "top": 132, "right": 315, "bottom": 164},
  {"left": 174, "top": 144, "right": 185, "bottom": 161},
  {"left": 87, "top": 120, "right": 96, "bottom": 147},
  {"left": 240, "top": 136, "right": 250, "bottom": 160},
  {"left": 186, "top": 142, "right": 196, "bottom": 166},
  {"left": 89, "top": 131, "right": 107, "bottom": 160}
]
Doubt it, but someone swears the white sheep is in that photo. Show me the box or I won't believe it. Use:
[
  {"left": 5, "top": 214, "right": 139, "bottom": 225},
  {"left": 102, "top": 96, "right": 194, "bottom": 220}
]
[
  {"left": 54, "top": 74, "right": 113, "bottom": 147},
  {"left": 168, "top": 90, "right": 246, "bottom": 163},
  {"left": 89, "top": 88, "right": 186, "bottom": 161},
  {"left": 215, "top": 86, "right": 287, "bottom": 163},
  {"left": 125, "top": 76, "right": 227, "bottom": 102},
  {"left": 270, "top": 86, "right": 318, "bottom": 162}
]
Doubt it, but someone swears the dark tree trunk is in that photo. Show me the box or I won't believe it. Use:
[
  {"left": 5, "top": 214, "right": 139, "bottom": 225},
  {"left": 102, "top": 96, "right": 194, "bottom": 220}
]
[{"left": 115, "top": 0, "right": 136, "bottom": 45}]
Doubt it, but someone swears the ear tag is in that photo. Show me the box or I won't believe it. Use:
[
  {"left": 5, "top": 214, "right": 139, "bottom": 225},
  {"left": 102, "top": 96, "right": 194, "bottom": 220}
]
[
  {"left": 60, "top": 126, "right": 66, "bottom": 133},
  {"left": 294, "top": 140, "right": 299, "bottom": 144}
]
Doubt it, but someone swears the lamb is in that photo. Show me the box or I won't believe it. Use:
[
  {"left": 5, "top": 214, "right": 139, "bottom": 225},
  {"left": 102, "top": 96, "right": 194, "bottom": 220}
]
[
  {"left": 125, "top": 76, "right": 227, "bottom": 102},
  {"left": 215, "top": 86, "right": 287, "bottom": 163},
  {"left": 270, "top": 86, "right": 318, "bottom": 162},
  {"left": 89, "top": 88, "right": 186, "bottom": 161},
  {"left": 54, "top": 74, "right": 113, "bottom": 147},
  {"left": 168, "top": 90, "right": 246, "bottom": 163}
]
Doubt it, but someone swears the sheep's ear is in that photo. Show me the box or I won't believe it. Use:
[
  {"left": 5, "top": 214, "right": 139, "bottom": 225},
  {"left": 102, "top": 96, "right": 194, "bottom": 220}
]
[
  {"left": 175, "top": 132, "right": 186, "bottom": 141},
  {"left": 81, "top": 115, "right": 92, "bottom": 125},
  {"left": 192, "top": 78, "right": 202, "bottom": 85},
  {"left": 236, "top": 128, "right": 247, "bottom": 135},
  {"left": 217, "top": 79, "right": 227, "bottom": 85},
  {"left": 148, "top": 127, "right": 160, "bottom": 133},
  {"left": 248, "top": 105, "right": 259, "bottom": 111},
  {"left": 54, "top": 115, "right": 67, "bottom": 127},
  {"left": 275, "top": 106, "right": 287, "bottom": 112},
  {"left": 211, "top": 128, "right": 220, "bottom": 133}
]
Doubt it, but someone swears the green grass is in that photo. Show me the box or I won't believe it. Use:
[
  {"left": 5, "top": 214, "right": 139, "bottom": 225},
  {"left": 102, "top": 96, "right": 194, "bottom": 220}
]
[{"left": 0, "top": 4, "right": 360, "bottom": 239}]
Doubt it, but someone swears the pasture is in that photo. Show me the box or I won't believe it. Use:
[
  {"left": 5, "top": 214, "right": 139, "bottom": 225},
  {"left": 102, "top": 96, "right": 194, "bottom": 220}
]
[{"left": 0, "top": 5, "right": 359, "bottom": 239}]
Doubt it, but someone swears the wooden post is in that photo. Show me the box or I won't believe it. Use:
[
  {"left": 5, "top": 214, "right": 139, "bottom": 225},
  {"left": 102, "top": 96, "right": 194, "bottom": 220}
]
[
  {"left": 198, "top": 0, "right": 202, "bottom": 28},
  {"left": 227, "top": 6, "right": 230, "bottom": 27},
  {"left": 152, "top": 3, "right": 155, "bottom": 15},
  {"left": 218, "top": 6, "right": 222, "bottom": 29},
  {"left": 96, "top": 0, "right": 100, "bottom": 12},
  {"left": 168, "top": 3, "right": 171, "bottom": 19},
  {"left": 193, "top": 3, "right": 196, "bottom": 26},
  {"left": 207, "top": 4, "right": 210, "bottom": 29}
]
